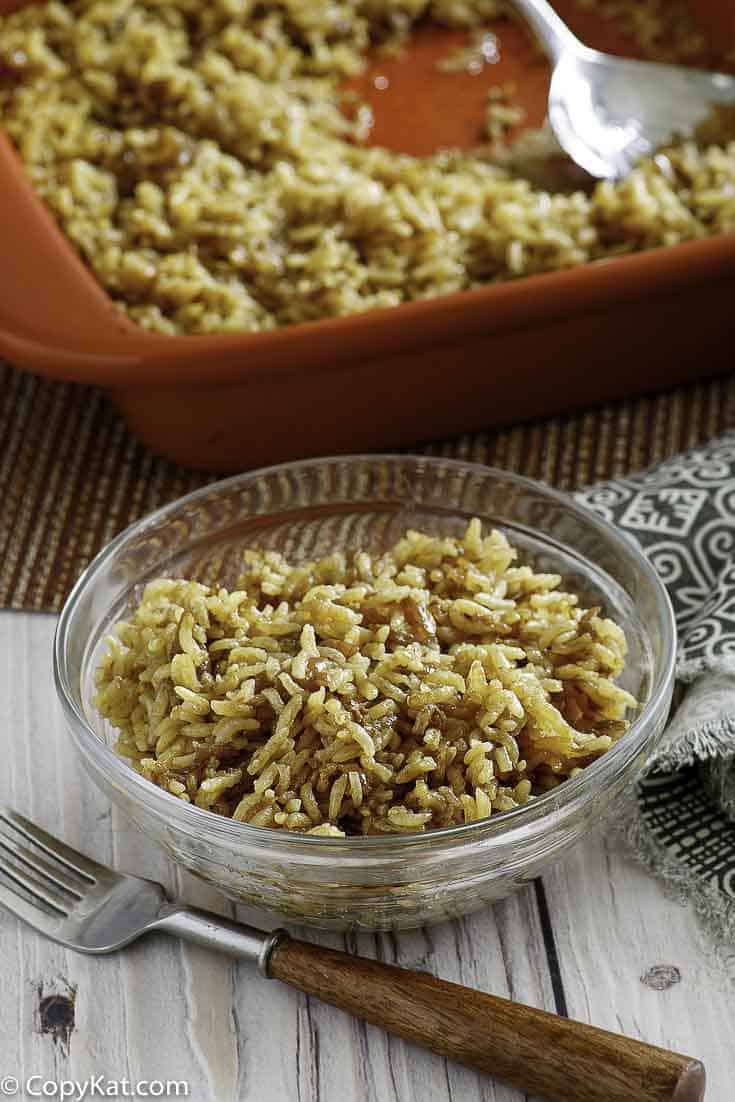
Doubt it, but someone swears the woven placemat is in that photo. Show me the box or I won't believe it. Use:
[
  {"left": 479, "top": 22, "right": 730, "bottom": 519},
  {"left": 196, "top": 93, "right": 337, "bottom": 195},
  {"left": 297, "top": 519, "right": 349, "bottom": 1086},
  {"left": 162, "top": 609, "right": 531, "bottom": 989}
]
[{"left": 1, "top": 361, "right": 734, "bottom": 612}]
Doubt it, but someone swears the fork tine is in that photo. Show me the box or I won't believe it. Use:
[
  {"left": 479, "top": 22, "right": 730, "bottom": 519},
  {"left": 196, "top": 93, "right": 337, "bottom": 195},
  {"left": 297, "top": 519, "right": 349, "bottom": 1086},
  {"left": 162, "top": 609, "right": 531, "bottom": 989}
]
[
  {"left": 0, "top": 808, "right": 105, "bottom": 883},
  {"left": 0, "top": 863, "right": 67, "bottom": 927},
  {"left": 0, "top": 833, "right": 84, "bottom": 902}
]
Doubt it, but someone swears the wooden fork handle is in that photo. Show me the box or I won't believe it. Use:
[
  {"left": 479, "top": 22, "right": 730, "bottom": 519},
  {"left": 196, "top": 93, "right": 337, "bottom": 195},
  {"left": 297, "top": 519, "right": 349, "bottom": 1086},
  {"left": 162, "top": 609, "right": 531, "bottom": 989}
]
[{"left": 269, "top": 939, "right": 705, "bottom": 1102}]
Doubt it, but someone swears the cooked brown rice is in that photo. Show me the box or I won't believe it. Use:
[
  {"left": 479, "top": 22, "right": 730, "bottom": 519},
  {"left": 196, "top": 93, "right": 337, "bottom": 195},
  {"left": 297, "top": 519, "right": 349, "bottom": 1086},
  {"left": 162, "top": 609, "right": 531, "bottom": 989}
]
[
  {"left": 1, "top": 1, "right": 734, "bottom": 335},
  {"left": 94, "top": 520, "right": 636, "bottom": 836}
]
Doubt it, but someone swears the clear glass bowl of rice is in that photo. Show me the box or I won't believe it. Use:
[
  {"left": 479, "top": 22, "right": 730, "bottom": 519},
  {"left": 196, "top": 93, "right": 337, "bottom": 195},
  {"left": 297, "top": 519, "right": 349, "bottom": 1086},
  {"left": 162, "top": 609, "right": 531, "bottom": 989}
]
[{"left": 54, "top": 455, "right": 676, "bottom": 931}]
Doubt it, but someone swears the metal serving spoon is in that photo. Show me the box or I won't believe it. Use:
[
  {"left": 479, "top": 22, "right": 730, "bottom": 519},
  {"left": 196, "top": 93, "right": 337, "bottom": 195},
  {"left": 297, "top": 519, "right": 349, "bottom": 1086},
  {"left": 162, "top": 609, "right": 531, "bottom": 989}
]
[{"left": 512, "top": 0, "right": 735, "bottom": 178}]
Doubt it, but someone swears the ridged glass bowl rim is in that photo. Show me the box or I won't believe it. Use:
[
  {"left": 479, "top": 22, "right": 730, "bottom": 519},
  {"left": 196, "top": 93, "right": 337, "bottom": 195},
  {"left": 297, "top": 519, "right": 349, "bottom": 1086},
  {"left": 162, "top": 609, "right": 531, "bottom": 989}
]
[{"left": 54, "top": 454, "right": 677, "bottom": 854}]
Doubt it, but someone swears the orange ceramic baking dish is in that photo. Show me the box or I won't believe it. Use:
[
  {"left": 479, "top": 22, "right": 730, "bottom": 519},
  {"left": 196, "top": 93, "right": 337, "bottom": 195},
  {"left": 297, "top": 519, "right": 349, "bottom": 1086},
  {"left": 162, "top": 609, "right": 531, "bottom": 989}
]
[{"left": 1, "top": 0, "right": 734, "bottom": 472}]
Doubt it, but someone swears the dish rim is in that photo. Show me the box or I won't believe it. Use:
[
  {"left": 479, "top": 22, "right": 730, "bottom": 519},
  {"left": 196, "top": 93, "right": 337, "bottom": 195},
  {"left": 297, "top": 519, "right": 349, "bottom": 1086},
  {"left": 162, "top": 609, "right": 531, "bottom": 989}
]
[{"left": 53, "top": 453, "right": 678, "bottom": 853}]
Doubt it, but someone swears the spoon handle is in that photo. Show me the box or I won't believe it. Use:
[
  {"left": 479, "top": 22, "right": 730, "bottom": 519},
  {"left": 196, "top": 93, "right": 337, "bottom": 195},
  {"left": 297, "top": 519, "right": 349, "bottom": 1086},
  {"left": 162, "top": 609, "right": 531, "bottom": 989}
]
[
  {"left": 270, "top": 939, "right": 705, "bottom": 1102},
  {"left": 509, "top": 0, "right": 583, "bottom": 63}
]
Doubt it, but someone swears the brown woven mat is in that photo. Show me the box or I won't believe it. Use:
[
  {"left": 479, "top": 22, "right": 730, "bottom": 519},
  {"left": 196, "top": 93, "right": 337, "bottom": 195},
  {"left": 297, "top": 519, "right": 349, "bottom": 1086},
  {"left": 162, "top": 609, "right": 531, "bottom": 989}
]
[{"left": 1, "top": 361, "right": 734, "bottom": 613}]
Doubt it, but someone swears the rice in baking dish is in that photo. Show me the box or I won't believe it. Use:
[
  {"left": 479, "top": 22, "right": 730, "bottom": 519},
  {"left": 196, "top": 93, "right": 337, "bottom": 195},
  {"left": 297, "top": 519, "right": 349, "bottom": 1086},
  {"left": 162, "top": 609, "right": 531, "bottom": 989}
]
[{"left": 1, "top": 0, "right": 733, "bottom": 336}]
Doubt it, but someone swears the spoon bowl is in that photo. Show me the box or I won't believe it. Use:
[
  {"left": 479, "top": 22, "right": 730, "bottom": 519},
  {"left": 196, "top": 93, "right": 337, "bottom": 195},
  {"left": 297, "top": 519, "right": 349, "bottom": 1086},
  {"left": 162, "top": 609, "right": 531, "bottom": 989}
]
[{"left": 514, "top": 0, "right": 735, "bottom": 179}]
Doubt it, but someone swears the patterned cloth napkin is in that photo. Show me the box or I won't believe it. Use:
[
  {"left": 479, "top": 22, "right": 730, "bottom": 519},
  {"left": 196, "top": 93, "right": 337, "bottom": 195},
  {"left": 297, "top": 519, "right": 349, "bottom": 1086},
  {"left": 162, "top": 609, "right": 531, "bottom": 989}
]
[{"left": 576, "top": 431, "right": 735, "bottom": 955}]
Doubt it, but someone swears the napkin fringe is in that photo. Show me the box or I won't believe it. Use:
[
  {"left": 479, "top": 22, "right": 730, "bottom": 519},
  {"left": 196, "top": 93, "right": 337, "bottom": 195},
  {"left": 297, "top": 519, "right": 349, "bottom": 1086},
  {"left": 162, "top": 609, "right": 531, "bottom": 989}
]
[
  {"left": 624, "top": 804, "right": 735, "bottom": 972},
  {"left": 676, "top": 657, "right": 735, "bottom": 684},
  {"left": 650, "top": 713, "right": 735, "bottom": 774}
]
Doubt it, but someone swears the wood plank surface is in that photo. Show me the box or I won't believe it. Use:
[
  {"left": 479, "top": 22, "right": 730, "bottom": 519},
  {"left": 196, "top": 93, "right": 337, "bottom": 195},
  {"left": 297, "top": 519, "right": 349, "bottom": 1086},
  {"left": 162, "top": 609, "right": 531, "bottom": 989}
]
[{"left": 0, "top": 613, "right": 732, "bottom": 1102}]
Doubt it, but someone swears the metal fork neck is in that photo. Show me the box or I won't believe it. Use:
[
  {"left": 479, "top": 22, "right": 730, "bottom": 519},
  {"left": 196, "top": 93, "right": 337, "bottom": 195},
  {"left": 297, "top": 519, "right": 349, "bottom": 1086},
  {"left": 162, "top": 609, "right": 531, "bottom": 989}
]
[{"left": 152, "top": 904, "right": 289, "bottom": 976}]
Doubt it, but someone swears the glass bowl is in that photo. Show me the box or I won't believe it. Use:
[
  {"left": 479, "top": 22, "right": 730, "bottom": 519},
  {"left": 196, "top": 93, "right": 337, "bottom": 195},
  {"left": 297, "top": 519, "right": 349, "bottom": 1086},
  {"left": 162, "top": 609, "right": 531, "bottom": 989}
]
[{"left": 54, "top": 455, "right": 676, "bottom": 931}]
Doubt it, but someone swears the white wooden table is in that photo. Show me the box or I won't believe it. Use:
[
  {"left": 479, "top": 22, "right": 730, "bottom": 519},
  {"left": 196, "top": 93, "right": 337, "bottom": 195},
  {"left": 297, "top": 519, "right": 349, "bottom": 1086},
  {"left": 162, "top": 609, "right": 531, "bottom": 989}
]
[{"left": 1, "top": 612, "right": 733, "bottom": 1102}]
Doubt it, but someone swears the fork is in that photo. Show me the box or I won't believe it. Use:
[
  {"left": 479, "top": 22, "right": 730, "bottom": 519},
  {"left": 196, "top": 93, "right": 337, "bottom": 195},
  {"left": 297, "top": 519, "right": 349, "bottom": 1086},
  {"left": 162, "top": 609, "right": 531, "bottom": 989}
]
[{"left": 0, "top": 806, "right": 704, "bottom": 1102}]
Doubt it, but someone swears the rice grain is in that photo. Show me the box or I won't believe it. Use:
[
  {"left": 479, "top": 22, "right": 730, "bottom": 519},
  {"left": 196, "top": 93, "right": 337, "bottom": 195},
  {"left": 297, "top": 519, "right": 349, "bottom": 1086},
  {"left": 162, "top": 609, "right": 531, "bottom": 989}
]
[{"left": 95, "top": 520, "right": 637, "bottom": 835}]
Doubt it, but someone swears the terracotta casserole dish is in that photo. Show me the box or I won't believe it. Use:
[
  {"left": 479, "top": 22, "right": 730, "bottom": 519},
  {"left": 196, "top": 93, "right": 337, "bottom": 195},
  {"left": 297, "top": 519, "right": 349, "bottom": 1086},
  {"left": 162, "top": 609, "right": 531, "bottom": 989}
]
[{"left": 0, "top": 0, "right": 733, "bottom": 471}]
